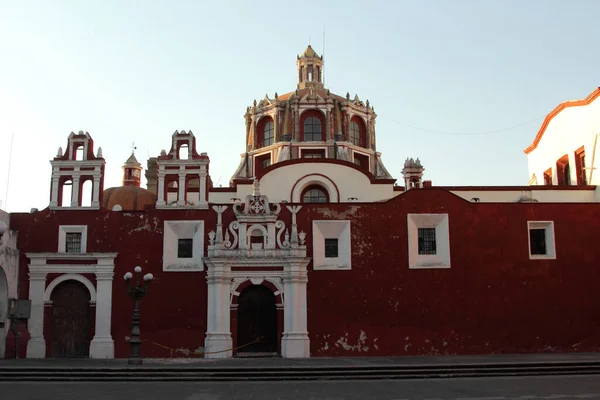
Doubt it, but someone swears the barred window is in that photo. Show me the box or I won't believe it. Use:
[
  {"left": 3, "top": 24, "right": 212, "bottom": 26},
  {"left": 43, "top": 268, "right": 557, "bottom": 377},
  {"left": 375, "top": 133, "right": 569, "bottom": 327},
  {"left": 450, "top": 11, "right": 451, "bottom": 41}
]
[
  {"left": 178, "top": 239, "right": 193, "bottom": 258},
  {"left": 325, "top": 238, "right": 338, "bottom": 258},
  {"left": 302, "top": 186, "right": 328, "bottom": 203},
  {"left": 417, "top": 228, "right": 436, "bottom": 255},
  {"left": 65, "top": 232, "right": 82, "bottom": 253}
]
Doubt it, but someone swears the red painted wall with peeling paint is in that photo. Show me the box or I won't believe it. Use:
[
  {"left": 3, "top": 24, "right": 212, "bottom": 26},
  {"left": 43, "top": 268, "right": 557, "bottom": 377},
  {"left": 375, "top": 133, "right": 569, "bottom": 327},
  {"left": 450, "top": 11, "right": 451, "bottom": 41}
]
[{"left": 7, "top": 188, "right": 600, "bottom": 358}]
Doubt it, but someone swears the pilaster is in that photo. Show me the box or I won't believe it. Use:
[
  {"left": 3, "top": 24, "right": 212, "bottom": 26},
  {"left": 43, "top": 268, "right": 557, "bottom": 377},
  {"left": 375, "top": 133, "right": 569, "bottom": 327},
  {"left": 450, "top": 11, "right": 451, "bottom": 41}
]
[{"left": 26, "top": 271, "right": 47, "bottom": 358}]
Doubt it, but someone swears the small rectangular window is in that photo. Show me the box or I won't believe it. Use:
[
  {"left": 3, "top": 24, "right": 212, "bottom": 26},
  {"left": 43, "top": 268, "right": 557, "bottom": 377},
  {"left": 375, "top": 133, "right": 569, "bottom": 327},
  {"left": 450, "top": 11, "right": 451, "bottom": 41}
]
[
  {"left": 262, "top": 158, "right": 271, "bottom": 168},
  {"left": 529, "top": 228, "right": 547, "bottom": 255},
  {"left": 417, "top": 228, "right": 436, "bottom": 255},
  {"left": 65, "top": 232, "right": 82, "bottom": 253},
  {"left": 324, "top": 238, "right": 338, "bottom": 258},
  {"left": 178, "top": 238, "right": 193, "bottom": 258}
]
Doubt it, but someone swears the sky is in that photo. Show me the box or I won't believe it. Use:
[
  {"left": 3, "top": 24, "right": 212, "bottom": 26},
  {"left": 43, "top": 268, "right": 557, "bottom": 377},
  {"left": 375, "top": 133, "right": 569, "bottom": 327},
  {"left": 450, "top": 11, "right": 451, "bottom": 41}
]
[{"left": 1, "top": 0, "right": 599, "bottom": 212}]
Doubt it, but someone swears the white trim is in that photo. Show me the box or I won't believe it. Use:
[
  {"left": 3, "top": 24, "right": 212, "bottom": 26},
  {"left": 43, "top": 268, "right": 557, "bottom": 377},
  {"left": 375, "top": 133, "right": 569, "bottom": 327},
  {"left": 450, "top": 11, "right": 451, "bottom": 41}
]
[
  {"left": 58, "top": 225, "right": 88, "bottom": 253},
  {"left": 299, "top": 147, "right": 329, "bottom": 158},
  {"left": 351, "top": 149, "right": 371, "bottom": 172},
  {"left": 407, "top": 213, "right": 451, "bottom": 269},
  {"left": 291, "top": 174, "right": 339, "bottom": 203},
  {"left": 527, "top": 221, "right": 556, "bottom": 260},
  {"left": 44, "top": 274, "right": 97, "bottom": 302},
  {"left": 163, "top": 220, "right": 205, "bottom": 271},
  {"left": 252, "top": 150, "right": 274, "bottom": 175},
  {"left": 312, "top": 220, "right": 352, "bottom": 270},
  {"left": 25, "top": 252, "right": 117, "bottom": 359}
]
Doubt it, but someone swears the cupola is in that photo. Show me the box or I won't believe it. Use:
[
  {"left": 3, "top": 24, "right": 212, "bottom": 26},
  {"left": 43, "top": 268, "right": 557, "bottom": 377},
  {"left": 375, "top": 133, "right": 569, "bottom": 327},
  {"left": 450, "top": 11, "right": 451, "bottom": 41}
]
[
  {"left": 122, "top": 152, "right": 142, "bottom": 187},
  {"left": 297, "top": 45, "right": 324, "bottom": 90}
]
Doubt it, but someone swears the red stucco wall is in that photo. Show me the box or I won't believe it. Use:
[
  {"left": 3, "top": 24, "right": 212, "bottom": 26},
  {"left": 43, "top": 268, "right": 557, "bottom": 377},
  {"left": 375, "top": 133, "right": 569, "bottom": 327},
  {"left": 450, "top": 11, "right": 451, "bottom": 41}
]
[{"left": 7, "top": 188, "right": 600, "bottom": 358}]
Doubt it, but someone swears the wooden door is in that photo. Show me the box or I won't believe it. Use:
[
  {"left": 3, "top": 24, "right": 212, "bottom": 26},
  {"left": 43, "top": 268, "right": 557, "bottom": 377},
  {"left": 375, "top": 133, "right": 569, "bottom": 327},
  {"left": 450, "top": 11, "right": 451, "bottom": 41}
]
[
  {"left": 237, "top": 285, "right": 277, "bottom": 354},
  {"left": 50, "top": 280, "right": 91, "bottom": 358}
]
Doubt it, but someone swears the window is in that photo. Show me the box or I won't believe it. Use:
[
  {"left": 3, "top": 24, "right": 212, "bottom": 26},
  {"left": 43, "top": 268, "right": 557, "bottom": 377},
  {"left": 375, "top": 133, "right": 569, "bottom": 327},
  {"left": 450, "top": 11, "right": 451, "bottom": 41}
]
[
  {"left": 304, "top": 117, "right": 322, "bottom": 141},
  {"left": 302, "top": 186, "right": 328, "bottom": 203},
  {"left": 262, "top": 158, "right": 271, "bottom": 169},
  {"left": 324, "top": 238, "right": 339, "bottom": 258},
  {"left": 563, "top": 163, "right": 571, "bottom": 185},
  {"left": 312, "top": 220, "right": 352, "bottom": 270},
  {"left": 263, "top": 121, "right": 274, "bottom": 147},
  {"left": 417, "top": 228, "right": 436, "bottom": 255},
  {"left": 529, "top": 229, "right": 546, "bottom": 255},
  {"left": 556, "top": 155, "right": 570, "bottom": 185},
  {"left": 163, "top": 220, "right": 205, "bottom": 271},
  {"left": 65, "top": 232, "right": 82, "bottom": 253},
  {"left": 301, "top": 149, "right": 325, "bottom": 158},
  {"left": 58, "top": 225, "right": 88, "bottom": 254},
  {"left": 178, "top": 239, "right": 193, "bottom": 258},
  {"left": 349, "top": 122, "right": 360, "bottom": 146},
  {"left": 407, "top": 214, "right": 450, "bottom": 269},
  {"left": 527, "top": 221, "right": 556, "bottom": 260}
]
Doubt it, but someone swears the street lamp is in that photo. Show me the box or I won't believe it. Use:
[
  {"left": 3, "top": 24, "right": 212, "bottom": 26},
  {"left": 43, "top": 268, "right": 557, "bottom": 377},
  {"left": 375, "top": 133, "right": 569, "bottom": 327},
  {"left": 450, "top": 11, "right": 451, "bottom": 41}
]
[{"left": 124, "top": 266, "right": 153, "bottom": 365}]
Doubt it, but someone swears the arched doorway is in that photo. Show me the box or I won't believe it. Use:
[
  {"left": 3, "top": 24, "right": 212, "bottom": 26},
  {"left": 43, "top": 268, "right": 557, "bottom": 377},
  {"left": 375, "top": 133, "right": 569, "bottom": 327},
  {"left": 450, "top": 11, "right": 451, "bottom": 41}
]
[
  {"left": 0, "top": 266, "right": 8, "bottom": 359},
  {"left": 50, "top": 280, "right": 91, "bottom": 358},
  {"left": 237, "top": 285, "right": 277, "bottom": 355}
]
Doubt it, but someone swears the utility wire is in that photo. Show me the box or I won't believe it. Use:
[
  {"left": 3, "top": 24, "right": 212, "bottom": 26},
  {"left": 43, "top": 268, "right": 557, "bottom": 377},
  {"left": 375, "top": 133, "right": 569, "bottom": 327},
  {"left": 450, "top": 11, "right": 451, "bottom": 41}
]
[{"left": 378, "top": 114, "right": 544, "bottom": 136}]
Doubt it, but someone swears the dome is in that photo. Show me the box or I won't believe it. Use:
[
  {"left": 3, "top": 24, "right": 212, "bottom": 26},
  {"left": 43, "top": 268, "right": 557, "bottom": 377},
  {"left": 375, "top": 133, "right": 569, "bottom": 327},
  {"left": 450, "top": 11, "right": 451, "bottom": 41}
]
[{"left": 102, "top": 186, "right": 157, "bottom": 211}]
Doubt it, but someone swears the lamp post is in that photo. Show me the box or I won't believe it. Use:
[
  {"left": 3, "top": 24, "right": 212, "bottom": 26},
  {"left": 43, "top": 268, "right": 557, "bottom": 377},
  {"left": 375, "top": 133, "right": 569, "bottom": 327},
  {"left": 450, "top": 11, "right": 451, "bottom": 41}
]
[{"left": 124, "top": 266, "right": 153, "bottom": 365}]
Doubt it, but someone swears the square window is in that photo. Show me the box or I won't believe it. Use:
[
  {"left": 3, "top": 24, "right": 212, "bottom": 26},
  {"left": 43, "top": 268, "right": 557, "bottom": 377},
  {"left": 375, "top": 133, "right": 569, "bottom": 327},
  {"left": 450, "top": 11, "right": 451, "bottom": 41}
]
[
  {"left": 529, "top": 228, "right": 547, "bottom": 255},
  {"left": 527, "top": 221, "right": 556, "bottom": 260},
  {"left": 178, "top": 238, "right": 193, "bottom": 258},
  {"left": 407, "top": 214, "right": 450, "bottom": 269},
  {"left": 324, "top": 238, "right": 339, "bottom": 258},
  {"left": 262, "top": 158, "right": 271, "bottom": 169},
  {"left": 417, "top": 228, "right": 436, "bottom": 255},
  {"left": 65, "top": 232, "right": 82, "bottom": 253}
]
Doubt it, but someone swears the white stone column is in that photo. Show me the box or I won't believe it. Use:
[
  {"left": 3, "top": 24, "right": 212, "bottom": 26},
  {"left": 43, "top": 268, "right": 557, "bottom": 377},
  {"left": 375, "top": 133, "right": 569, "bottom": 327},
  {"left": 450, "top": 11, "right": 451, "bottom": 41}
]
[
  {"left": 90, "top": 269, "right": 114, "bottom": 358},
  {"left": 199, "top": 169, "right": 207, "bottom": 207},
  {"left": 91, "top": 172, "right": 101, "bottom": 207},
  {"left": 71, "top": 175, "right": 81, "bottom": 207},
  {"left": 50, "top": 177, "right": 60, "bottom": 208},
  {"left": 204, "top": 270, "right": 232, "bottom": 359},
  {"left": 281, "top": 259, "right": 310, "bottom": 358},
  {"left": 26, "top": 271, "right": 47, "bottom": 358},
  {"left": 177, "top": 172, "right": 186, "bottom": 206},
  {"left": 156, "top": 170, "right": 166, "bottom": 206}
]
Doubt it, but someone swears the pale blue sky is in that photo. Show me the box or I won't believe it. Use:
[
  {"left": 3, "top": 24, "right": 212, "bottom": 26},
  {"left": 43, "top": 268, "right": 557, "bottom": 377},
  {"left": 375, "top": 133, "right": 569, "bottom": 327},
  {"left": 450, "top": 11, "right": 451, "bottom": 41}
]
[{"left": 1, "top": 0, "right": 599, "bottom": 212}]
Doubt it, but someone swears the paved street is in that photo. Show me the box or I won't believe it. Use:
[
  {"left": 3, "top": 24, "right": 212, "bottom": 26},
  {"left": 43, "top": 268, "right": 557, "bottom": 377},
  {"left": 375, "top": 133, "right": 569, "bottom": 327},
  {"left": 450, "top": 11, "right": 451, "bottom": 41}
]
[{"left": 2, "top": 375, "right": 600, "bottom": 400}]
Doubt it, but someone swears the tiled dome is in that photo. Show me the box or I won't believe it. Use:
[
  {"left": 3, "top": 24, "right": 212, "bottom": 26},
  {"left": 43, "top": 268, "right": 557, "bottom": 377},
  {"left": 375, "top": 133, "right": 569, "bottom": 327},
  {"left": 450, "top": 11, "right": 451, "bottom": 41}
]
[{"left": 102, "top": 186, "right": 156, "bottom": 211}]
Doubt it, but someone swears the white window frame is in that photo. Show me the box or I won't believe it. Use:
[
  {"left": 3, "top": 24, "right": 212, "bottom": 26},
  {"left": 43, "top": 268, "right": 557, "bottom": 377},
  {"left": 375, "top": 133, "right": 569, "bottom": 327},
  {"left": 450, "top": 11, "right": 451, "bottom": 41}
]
[
  {"left": 253, "top": 150, "right": 274, "bottom": 175},
  {"left": 312, "top": 220, "right": 351, "bottom": 270},
  {"left": 351, "top": 149, "right": 371, "bottom": 172},
  {"left": 299, "top": 147, "right": 329, "bottom": 158},
  {"left": 407, "top": 214, "right": 450, "bottom": 269},
  {"left": 58, "top": 225, "right": 88, "bottom": 253},
  {"left": 163, "top": 220, "right": 204, "bottom": 271},
  {"left": 527, "top": 221, "right": 556, "bottom": 260}
]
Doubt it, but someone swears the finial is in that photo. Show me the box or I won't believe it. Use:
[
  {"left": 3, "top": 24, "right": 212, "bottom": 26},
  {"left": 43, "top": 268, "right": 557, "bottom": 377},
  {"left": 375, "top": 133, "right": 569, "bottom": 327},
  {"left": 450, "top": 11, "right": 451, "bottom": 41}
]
[
  {"left": 56, "top": 147, "right": 63, "bottom": 157},
  {"left": 97, "top": 147, "right": 103, "bottom": 158},
  {"left": 346, "top": 92, "right": 350, "bottom": 100},
  {"left": 253, "top": 99, "right": 257, "bottom": 107},
  {"left": 274, "top": 92, "right": 278, "bottom": 99},
  {"left": 131, "top": 142, "right": 137, "bottom": 154}
]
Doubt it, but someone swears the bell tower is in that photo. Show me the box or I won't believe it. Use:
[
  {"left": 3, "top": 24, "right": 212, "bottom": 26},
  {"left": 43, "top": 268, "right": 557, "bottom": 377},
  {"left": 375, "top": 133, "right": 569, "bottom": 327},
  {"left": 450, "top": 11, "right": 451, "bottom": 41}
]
[
  {"left": 49, "top": 131, "right": 105, "bottom": 209},
  {"left": 402, "top": 158, "right": 425, "bottom": 190},
  {"left": 297, "top": 45, "right": 324, "bottom": 90},
  {"left": 122, "top": 153, "right": 142, "bottom": 187}
]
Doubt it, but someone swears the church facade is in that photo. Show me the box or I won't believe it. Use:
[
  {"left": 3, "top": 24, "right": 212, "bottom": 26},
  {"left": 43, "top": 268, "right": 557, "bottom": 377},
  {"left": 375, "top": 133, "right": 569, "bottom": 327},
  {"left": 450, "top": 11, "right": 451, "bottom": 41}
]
[{"left": 2, "top": 48, "right": 600, "bottom": 359}]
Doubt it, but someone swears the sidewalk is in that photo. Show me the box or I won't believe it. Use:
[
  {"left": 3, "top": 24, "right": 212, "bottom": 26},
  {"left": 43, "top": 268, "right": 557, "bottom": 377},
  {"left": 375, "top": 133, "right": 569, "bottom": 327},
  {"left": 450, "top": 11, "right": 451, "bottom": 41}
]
[{"left": 2, "top": 352, "right": 600, "bottom": 369}]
